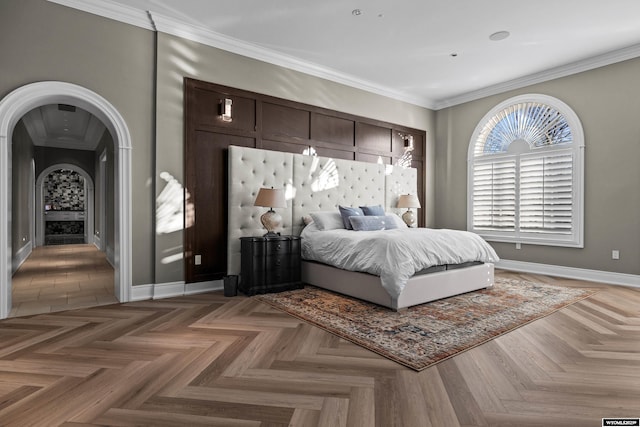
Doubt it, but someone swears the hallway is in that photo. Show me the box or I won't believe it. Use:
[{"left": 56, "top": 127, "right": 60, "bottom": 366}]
[{"left": 10, "top": 244, "right": 117, "bottom": 317}]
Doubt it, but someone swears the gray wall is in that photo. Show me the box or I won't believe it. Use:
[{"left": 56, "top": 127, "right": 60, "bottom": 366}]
[
  {"left": 1, "top": 0, "right": 155, "bottom": 285},
  {"left": 6, "top": 0, "right": 636, "bottom": 287},
  {"left": 94, "top": 131, "right": 115, "bottom": 259},
  {"left": 34, "top": 147, "right": 95, "bottom": 179},
  {"left": 435, "top": 58, "right": 640, "bottom": 275},
  {"left": 155, "top": 32, "right": 437, "bottom": 283},
  {"left": 11, "top": 121, "right": 34, "bottom": 256}
]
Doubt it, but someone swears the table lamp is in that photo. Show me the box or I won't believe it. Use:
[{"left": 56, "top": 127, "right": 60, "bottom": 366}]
[
  {"left": 254, "top": 187, "right": 287, "bottom": 236},
  {"left": 397, "top": 194, "right": 421, "bottom": 227}
]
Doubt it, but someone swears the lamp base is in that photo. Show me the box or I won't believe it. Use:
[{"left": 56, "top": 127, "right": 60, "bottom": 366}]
[
  {"left": 402, "top": 209, "right": 416, "bottom": 228},
  {"left": 260, "top": 209, "right": 282, "bottom": 235}
]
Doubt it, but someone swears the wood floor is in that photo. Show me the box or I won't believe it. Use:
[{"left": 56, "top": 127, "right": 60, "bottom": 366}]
[
  {"left": 10, "top": 244, "right": 116, "bottom": 317},
  {"left": 0, "top": 270, "right": 638, "bottom": 426}
]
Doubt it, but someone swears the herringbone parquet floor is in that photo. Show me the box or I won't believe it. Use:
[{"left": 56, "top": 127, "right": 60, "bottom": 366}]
[{"left": 0, "top": 270, "right": 638, "bottom": 426}]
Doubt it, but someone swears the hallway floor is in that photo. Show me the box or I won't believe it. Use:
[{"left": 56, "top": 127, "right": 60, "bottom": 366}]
[{"left": 10, "top": 244, "right": 117, "bottom": 317}]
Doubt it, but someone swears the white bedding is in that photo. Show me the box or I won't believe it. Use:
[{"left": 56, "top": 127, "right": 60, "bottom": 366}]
[{"left": 300, "top": 223, "right": 499, "bottom": 299}]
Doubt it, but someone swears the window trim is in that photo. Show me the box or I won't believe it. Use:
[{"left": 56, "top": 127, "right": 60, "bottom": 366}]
[{"left": 467, "top": 94, "right": 584, "bottom": 248}]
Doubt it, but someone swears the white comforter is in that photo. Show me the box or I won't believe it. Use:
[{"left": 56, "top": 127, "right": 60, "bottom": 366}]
[{"left": 300, "top": 223, "right": 499, "bottom": 299}]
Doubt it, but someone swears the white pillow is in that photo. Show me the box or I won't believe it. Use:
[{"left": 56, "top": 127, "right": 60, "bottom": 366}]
[
  {"left": 388, "top": 212, "right": 408, "bottom": 228},
  {"left": 309, "top": 211, "right": 345, "bottom": 231}
]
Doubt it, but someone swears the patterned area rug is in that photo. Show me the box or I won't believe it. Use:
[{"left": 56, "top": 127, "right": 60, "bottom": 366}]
[{"left": 256, "top": 278, "right": 596, "bottom": 371}]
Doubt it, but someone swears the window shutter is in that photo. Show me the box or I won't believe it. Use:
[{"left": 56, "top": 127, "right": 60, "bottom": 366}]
[
  {"left": 468, "top": 94, "right": 583, "bottom": 247},
  {"left": 472, "top": 158, "right": 516, "bottom": 232},
  {"left": 519, "top": 149, "right": 573, "bottom": 235}
]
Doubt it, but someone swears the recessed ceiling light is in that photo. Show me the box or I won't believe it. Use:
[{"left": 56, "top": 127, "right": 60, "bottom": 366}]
[
  {"left": 489, "top": 31, "right": 510, "bottom": 41},
  {"left": 352, "top": 9, "right": 362, "bottom": 16}
]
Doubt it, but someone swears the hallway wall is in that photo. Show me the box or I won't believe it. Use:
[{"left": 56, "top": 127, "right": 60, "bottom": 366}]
[
  {"left": 1, "top": 0, "right": 155, "bottom": 285},
  {"left": 11, "top": 120, "right": 34, "bottom": 259}
]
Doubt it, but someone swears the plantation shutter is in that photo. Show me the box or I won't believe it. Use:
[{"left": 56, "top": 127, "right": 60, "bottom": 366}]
[
  {"left": 519, "top": 149, "right": 573, "bottom": 235},
  {"left": 472, "top": 158, "right": 516, "bottom": 232},
  {"left": 468, "top": 94, "right": 583, "bottom": 247}
]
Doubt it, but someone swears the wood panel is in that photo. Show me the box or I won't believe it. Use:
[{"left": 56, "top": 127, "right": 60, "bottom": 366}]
[
  {"left": 262, "top": 102, "right": 309, "bottom": 140},
  {"left": 314, "top": 146, "right": 355, "bottom": 161},
  {"left": 356, "top": 122, "right": 392, "bottom": 153},
  {"left": 1, "top": 270, "right": 639, "bottom": 425},
  {"left": 261, "top": 139, "right": 310, "bottom": 155},
  {"left": 184, "top": 78, "right": 427, "bottom": 281},
  {"left": 185, "top": 131, "right": 254, "bottom": 282},
  {"left": 311, "top": 113, "right": 354, "bottom": 146},
  {"left": 356, "top": 152, "right": 390, "bottom": 164}
]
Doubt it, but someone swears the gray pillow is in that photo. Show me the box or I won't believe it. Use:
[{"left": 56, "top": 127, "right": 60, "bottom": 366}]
[
  {"left": 349, "top": 215, "right": 398, "bottom": 231},
  {"left": 360, "top": 204, "right": 385, "bottom": 216},
  {"left": 338, "top": 205, "right": 364, "bottom": 229}
]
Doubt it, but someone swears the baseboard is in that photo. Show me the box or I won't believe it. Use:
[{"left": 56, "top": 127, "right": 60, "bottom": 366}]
[
  {"left": 130, "top": 284, "right": 154, "bottom": 301},
  {"left": 130, "top": 279, "right": 223, "bottom": 301},
  {"left": 106, "top": 246, "right": 115, "bottom": 268},
  {"left": 93, "top": 234, "right": 101, "bottom": 250},
  {"left": 12, "top": 241, "right": 32, "bottom": 273},
  {"left": 185, "top": 280, "right": 223, "bottom": 295},
  {"left": 496, "top": 259, "right": 640, "bottom": 288}
]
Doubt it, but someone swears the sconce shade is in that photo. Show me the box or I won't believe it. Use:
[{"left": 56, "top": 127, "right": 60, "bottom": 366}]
[
  {"left": 254, "top": 188, "right": 287, "bottom": 209},
  {"left": 396, "top": 194, "right": 421, "bottom": 209}
]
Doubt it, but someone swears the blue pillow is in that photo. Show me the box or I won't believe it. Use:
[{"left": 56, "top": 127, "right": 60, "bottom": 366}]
[
  {"left": 360, "top": 205, "right": 385, "bottom": 216},
  {"left": 338, "top": 205, "right": 364, "bottom": 229},
  {"left": 349, "top": 215, "right": 398, "bottom": 231}
]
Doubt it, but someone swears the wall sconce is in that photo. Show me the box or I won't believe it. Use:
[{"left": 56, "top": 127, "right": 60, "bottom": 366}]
[
  {"left": 219, "top": 98, "right": 233, "bottom": 122},
  {"left": 403, "top": 135, "right": 413, "bottom": 151},
  {"left": 399, "top": 133, "right": 414, "bottom": 151}
]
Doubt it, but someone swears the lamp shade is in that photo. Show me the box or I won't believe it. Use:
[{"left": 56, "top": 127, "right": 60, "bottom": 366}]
[
  {"left": 254, "top": 188, "right": 287, "bottom": 209},
  {"left": 396, "top": 194, "right": 421, "bottom": 209}
]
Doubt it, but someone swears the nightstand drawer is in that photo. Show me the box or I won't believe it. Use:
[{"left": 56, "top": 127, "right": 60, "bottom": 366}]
[
  {"left": 266, "top": 240, "right": 289, "bottom": 255},
  {"left": 266, "top": 255, "right": 290, "bottom": 284}
]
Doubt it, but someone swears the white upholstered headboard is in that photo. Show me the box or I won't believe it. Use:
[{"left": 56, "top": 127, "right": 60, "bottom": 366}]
[{"left": 227, "top": 146, "right": 417, "bottom": 275}]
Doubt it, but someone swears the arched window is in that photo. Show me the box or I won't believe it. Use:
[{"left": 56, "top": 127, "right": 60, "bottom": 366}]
[{"left": 467, "top": 94, "right": 584, "bottom": 247}]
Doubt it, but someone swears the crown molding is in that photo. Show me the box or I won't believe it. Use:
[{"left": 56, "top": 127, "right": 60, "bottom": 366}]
[
  {"left": 46, "top": 0, "right": 434, "bottom": 108},
  {"left": 149, "top": 11, "right": 435, "bottom": 109},
  {"left": 47, "top": 0, "right": 154, "bottom": 30},
  {"left": 434, "top": 43, "right": 640, "bottom": 109},
  {"left": 46, "top": 0, "right": 640, "bottom": 111}
]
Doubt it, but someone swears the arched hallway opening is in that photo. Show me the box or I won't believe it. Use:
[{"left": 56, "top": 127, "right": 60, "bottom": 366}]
[{"left": 0, "top": 81, "right": 133, "bottom": 319}]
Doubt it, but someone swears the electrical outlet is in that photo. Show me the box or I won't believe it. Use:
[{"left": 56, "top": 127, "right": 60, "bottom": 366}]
[
  {"left": 194, "top": 254, "right": 202, "bottom": 265},
  {"left": 612, "top": 250, "right": 620, "bottom": 260}
]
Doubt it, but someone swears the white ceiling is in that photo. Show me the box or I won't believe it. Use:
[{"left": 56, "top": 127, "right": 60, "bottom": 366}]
[
  {"left": 22, "top": 104, "right": 106, "bottom": 151},
  {"left": 51, "top": 0, "right": 640, "bottom": 109}
]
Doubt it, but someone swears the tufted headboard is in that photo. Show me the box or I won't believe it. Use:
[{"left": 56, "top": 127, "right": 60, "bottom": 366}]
[{"left": 227, "top": 145, "right": 417, "bottom": 275}]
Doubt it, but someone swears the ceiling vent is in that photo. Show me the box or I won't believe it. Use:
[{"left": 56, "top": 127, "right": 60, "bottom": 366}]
[{"left": 58, "top": 104, "right": 76, "bottom": 112}]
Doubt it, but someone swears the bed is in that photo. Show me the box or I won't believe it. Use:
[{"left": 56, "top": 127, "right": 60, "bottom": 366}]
[{"left": 227, "top": 145, "right": 498, "bottom": 310}]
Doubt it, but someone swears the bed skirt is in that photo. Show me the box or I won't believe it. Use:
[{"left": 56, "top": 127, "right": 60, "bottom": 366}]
[{"left": 301, "top": 261, "right": 495, "bottom": 310}]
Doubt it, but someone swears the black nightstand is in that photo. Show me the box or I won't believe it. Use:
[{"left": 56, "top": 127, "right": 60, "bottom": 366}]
[{"left": 239, "top": 235, "right": 303, "bottom": 295}]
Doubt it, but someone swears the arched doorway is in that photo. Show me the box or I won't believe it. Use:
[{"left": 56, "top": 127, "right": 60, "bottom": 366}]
[
  {"left": 0, "top": 81, "right": 132, "bottom": 319},
  {"left": 35, "top": 164, "right": 95, "bottom": 247}
]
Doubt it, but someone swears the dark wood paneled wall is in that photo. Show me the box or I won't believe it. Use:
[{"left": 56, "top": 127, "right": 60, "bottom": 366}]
[{"left": 184, "top": 78, "right": 426, "bottom": 283}]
